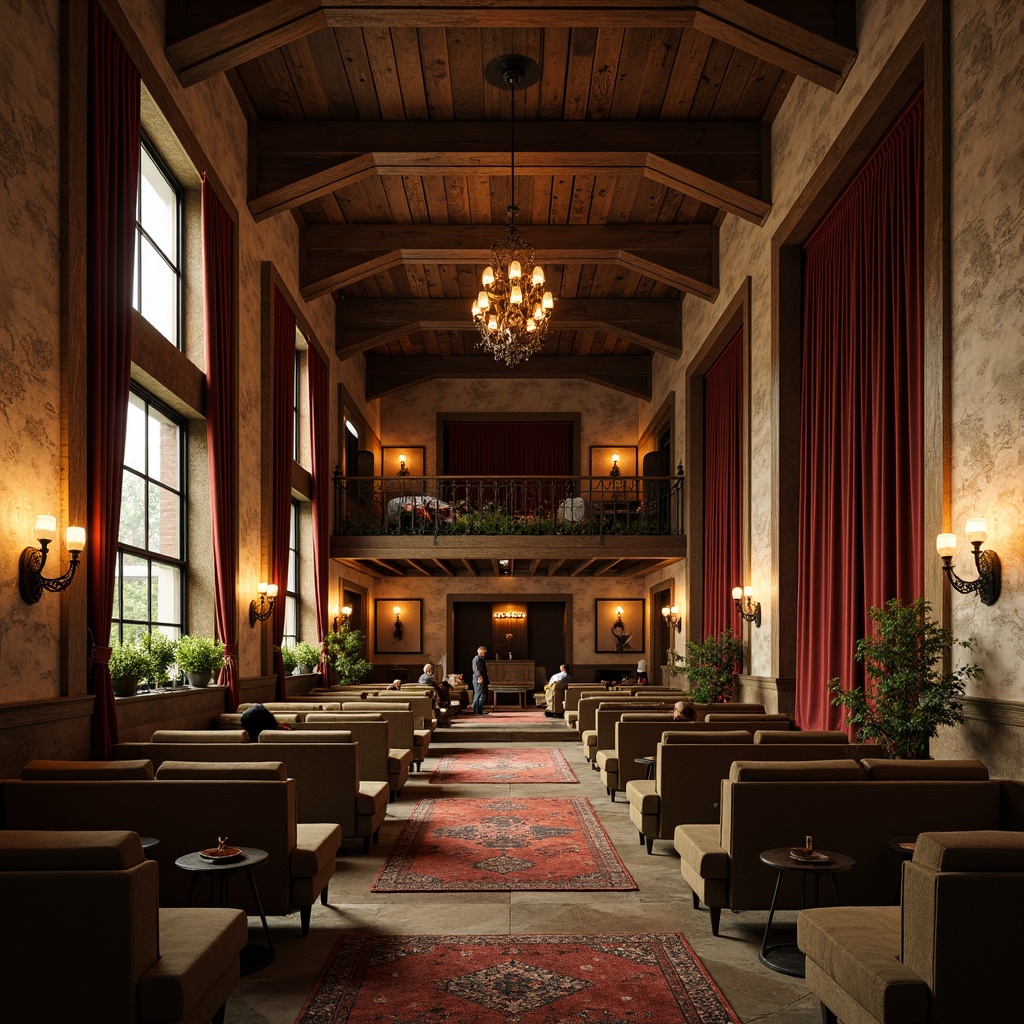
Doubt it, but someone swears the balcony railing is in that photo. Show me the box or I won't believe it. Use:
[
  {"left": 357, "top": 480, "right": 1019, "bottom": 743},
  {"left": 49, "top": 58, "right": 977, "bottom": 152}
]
[{"left": 332, "top": 472, "right": 684, "bottom": 538}]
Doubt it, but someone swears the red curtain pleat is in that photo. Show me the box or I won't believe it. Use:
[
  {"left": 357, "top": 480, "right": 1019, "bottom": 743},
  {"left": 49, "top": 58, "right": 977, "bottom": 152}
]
[
  {"left": 308, "top": 344, "right": 330, "bottom": 668},
  {"left": 445, "top": 421, "right": 573, "bottom": 476},
  {"left": 795, "top": 93, "right": 924, "bottom": 731},
  {"left": 86, "top": 2, "right": 140, "bottom": 757},
  {"left": 270, "top": 289, "right": 296, "bottom": 699},
  {"left": 702, "top": 329, "right": 744, "bottom": 639},
  {"left": 202, "top": 178, "right": 239, "bottom": 710}
]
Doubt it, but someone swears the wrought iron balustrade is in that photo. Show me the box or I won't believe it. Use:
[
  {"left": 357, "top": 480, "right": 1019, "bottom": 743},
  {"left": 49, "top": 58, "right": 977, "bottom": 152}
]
[{"left": 332, "top": 472, "right": 683, "bottom": 538}]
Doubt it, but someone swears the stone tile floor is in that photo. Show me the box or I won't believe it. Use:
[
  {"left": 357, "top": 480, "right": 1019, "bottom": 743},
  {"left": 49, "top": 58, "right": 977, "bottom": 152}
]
[{"left": 224, "top": 722, "right": 824, "bottom": 1023}]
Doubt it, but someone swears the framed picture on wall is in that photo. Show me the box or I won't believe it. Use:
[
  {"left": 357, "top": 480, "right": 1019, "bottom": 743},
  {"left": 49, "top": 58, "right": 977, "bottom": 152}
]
[
  {"left": 594, "top": 599, "right": 645, "bottom": 654},
  {"left": 375, "top": 599, "right": 423, "bottom": 654}
]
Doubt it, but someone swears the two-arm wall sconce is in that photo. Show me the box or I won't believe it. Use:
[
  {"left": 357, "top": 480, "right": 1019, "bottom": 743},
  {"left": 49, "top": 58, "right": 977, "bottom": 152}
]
[
  {"left": 936, "top": 518, "right": 1001, "bottom": 605},
  {"left": 661, "top": 605, "right": 682, "bottom": 632},
  {"left": 19, "top": 515, "right": 86, "bottom": 604},
  {"left": 249, "top": 582, "right": 278, "bottom": 627},
  {"left": 732, "top": 586, "right": 762, "bottom": 627},
  {"left": 393, "top": 606, "right": 404, "bottom": 641}
]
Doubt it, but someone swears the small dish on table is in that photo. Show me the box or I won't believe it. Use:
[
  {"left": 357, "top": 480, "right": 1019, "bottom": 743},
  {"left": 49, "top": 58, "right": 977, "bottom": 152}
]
[
  {"left": 200, "top": 845, "right": 242, "bottom": 862},
  {"left": 789, "top": 848, "right": 832, "bottom": 864}
]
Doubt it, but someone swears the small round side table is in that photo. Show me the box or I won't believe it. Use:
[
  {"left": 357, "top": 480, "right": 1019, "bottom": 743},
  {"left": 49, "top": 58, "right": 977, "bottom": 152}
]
[
  {"left": 175, "top": 846, "right": 274, "bottom": 975},
  {"left": 634, "top": 756, "right": 657, "bottom": 780},
  {"left": 758, "top": 847, "right": 856, "bottom": 978}
]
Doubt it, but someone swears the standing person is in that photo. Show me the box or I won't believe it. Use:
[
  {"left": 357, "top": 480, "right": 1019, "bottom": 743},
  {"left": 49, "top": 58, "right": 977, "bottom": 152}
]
[{"left": 471, "top": 645, "right": 490, "bottom": 715}]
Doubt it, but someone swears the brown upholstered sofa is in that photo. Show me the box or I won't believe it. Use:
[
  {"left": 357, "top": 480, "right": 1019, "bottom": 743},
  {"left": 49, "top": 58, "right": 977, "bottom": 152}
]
[
  {"left": 675, "top": 758, "right": 1000, "bottom": 936},
  {"left": 300, "top": 715, "right": 412, "bottom": 797},
  {"left": 799, "top": 830, "right": 1024, "bottom": 1024},
  {"left": 113, "top": 733, "right": 389, "bottom": 850},
  {"left": 0, "top": 828, "right": 248, "bottom": 1024},
  {"left": 627, "top": 730, "right": 881, "bottom": 851},
  {"left": 3, "top": 761, "right": 342, "bottom": 934},
  {"left": 335, "top": 702, "right": 428, "bottom": 769}
]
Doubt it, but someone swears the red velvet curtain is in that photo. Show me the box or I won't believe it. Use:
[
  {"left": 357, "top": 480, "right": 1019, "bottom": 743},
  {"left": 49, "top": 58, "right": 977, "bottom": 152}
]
[
  {"left": 202, "top": 178, "right": 239, "bottom": 709},
  {"left": 86, "top": 3, "right": 140, "bottom": 757},
  {"left": 307, "top": 344, "right": 330, "bottom": 666},
  {"left": 445, "top": 421, "right": 573, "bottom": 475},
  {"left": 702, "top": 329, "right": 744, "bottom": 639},
  {"left": 795, "top": 93, "right": 924, "bottom": 731},
  {"left": 270, "top": 288, "right": 296, "bottom": 699}
]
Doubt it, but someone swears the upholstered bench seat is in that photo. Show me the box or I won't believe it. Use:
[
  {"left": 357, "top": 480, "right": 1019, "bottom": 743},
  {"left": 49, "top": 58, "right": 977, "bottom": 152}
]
[{"left": 799, "top": 906, "right": 926, "bottom": 1024}]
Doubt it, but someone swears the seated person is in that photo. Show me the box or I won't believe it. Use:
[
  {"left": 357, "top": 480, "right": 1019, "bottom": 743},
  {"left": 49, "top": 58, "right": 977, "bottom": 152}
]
[
  {"left": 543, "top": 664, "right": 572, "bottom": 717},
  {"left": 239, "top": 702, "right": 286, "bottom": 740},
  {"left": 416, "top": 663, "right": 445, "bottom": 711},
  {"left": 672, "top": 700, "right": 696, "bottom": 722},
  {"left": 386, "top": 678, "right": 403, "bottom": 691}
]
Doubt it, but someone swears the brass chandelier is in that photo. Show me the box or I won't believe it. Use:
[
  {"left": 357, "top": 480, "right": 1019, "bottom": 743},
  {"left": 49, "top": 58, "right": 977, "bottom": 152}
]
[{"left": 472, "top": 55, "right": 553, "bottom": 367}]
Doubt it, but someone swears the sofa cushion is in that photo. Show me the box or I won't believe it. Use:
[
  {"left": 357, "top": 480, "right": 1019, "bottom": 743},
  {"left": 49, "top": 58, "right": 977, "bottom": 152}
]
[
  {"left": 139, "top": 906, "right": 247, "bottom": 1023},
  {"left": 356, "top": 781, "right": 389, "bottom": 815},
  {"left": 155, "top": 760, "right": 288, "bottom": 780},
  {"left": 798, "top": 905, "right": 927, "bottom": 1024},
  {"left": 861, "top": 758, "right": 989, "bottom": 781},
  {"left": 754, "top": 730, "right": 848, "bottom": 744},
  {"left": 913, "top": 830, "right": 1024, "bottom": 872},
  {"left": 0, "top": 829, "right": 143, "bottom": 870},
  {"left": 152, "top": 729, "right": 249, "bottom": 743},
  {"left": 661, "top": 729, "right": 753, "bottom": 745},
  {"left": 21, "top": 759, "right": 155, "bottom": 780},
  {"left": 631, "top": 781, "right": 660, "bottom": 814},
  {"left": 291, "top": 823, "right": 342, "bottom": 878},
  {"left": 729, "top": 759, "right": 862, "bottom": 781},
  {"left": 704, "top": 713, "right": 791, "bottom": 725},
  {"left": 619, "top": 712, "right": 676, "bottom": 721},
  {"left": 258, "top": 729, "right": 354, "bottom": 744},
  {"left": 673, "top": 824, "right": 729, "bottom": 878},
  {"left": 306, "top": 712, "right": 384, "bottom": 722}
]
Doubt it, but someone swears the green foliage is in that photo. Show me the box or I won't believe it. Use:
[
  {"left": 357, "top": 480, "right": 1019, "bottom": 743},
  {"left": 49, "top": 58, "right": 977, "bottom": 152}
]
[
  {"left": 292, "top": 641, "right": 322, "bottom": 671},
  {"left": 666, "top": 629, "right": 745, "bottom": 703},
  {"left": 280, "top": 645, "right": 298, "bottom": 671},
  {"left": 828, "top": 597, "right": 981, "bottom": 759},
  {"left": 143, "top": 631, "right": 178, "bottom": 687},
  {"left": 109, "top": 636, "right": 152, "bottom": 681},
  {"left": 174, "top": 634, "right": 225, "bottom": 674},
  {"left": 324, "top": 623, "right": 373, "bottom": 686}
]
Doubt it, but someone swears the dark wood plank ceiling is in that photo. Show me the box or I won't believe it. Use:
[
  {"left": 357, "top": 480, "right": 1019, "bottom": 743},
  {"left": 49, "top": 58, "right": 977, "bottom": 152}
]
[{"left": 165, "top": 2, "right": 857, "bottom": 398}]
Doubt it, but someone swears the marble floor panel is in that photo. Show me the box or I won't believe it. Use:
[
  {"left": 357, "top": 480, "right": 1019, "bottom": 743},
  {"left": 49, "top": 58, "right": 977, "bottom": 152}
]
[{"left": 224, "top": 729, "right": 824, "bottom": 1023}]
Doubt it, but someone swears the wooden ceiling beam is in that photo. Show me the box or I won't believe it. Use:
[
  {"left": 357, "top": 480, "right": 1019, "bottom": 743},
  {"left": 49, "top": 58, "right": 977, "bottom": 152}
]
[
  {"left": 251, "top": 120, "right": 767, "bottom": 223},
  {"left": 569, "top": 558, "right": 597, "bottom": 578},
  {"left": 432, "top": 559, "right": 456, "bottom": 577},
  {"left": 461, "top": 559, "right": 479, "bottom": 577},
  {"left": 167, "top": 1, "right": 855, "bottom": 93},
  {"left": 337, "top": 297, "right": 681, "bottom": 359},
  {"left": 302, "top": 223, "right": 717, "bottom": 301},
  {"left": 364, "top": 354, "right": 652, "bottom": 401},
  {"left": 547, "top": 559, "right": 567, "bottom": 577}
]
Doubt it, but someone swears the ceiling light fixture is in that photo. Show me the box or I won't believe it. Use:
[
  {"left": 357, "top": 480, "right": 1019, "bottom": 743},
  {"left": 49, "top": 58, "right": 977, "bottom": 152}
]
[{"left": 472, "top": 55, "right": 553, "bottom": 368}]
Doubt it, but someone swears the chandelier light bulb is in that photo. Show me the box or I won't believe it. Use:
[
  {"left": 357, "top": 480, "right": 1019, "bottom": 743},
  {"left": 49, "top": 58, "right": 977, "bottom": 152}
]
[
  {"left": 526, "top": 318, "right": 536, "bottom": 332},
  {"left": 488, "top": 316, "right": 498, "bottom": 331},
  {"left": 509, "top": 259, "right": 522, "bottom": 280},
  {"left": 482, "top": 266, "right": 495, "bottom": 287},
  {"left": 471, "top": 301, "right": 480, "bottom": 317},
  {"left": 532, "top": 266, "right": 544, "bottom": 285},
  {"left": 510, "top": 283, "right": 523, "bottom": 304},
  {"left": 542, "top": 291, "right": 554, "bottom": 310}
]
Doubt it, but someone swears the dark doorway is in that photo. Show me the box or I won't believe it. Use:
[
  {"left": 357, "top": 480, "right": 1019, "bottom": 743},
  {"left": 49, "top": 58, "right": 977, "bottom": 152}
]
[
  {"left": 343, "top": 589, "right": 366, "bottom": 658},
  {"left": 453, "top": 602, "right": 494, "bottom": 684},
  {"left": 651, "top": 585, "right": 673, "bottom": 684}
]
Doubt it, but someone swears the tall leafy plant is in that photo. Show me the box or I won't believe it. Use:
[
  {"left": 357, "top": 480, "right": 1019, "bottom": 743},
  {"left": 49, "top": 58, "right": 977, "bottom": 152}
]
[
  {"left": 828, "top": 596, "right": 981, "bottom": 759},
  {"left": 667, "top": 628, "right": 745, "bottom": 703},
  {"left": 324, "top": 623, "right": 373, "bottom": 686}
]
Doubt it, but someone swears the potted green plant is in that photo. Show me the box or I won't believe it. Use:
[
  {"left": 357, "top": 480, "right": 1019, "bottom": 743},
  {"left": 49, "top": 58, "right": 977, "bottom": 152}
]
[
  {"left": 144, "top": 631, "right": 178, "bottom": 689},
  {"left": 828, "top": 596, "right": 981, "bottom": 759},
  {"left": 323, "top": 623, "right": 373, "bottom": 687},
  {"left": 109, "top": 636, "right": 151, "bottom": 698},
  {"left": 174, "top": 634, "right": 225, "bottom": 688},
  {"left": 292, "top": 640, "right": 322, "bottom": 675},
  {"left": 666, "top": 628, "right": 745, "bottom": 703},
  {"left": 280, "top": 645, "right": 298, "bottom": 673}
]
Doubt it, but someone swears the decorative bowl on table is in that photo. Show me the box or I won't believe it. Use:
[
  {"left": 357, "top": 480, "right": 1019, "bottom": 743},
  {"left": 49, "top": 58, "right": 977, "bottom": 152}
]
[
  {"left": 789, "top": 848, "right": 831, "bottom": 864},
  {"left": 200, "top": 845, "right": 242, "bottom": 861}
]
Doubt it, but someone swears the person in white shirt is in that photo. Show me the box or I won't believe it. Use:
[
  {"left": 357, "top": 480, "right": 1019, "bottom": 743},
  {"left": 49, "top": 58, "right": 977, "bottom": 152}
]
[{"left": 543, "top": 664, "right": 572, "bottom": 717}]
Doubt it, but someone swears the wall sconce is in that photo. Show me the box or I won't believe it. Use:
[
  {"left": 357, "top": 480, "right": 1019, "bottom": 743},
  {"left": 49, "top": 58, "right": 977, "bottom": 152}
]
[
  {"left": 732, "top": 586, "right": 762, "bottom": 627},
  {"left": 610, "top": 453, "right": 620, "bottom": 477},
  {"left": 332, "top": 604, "right": 353, "bottom": 631},
  {"left": 19, "top": 515, "right": 86, "bottom": 604},
  {"left": 397, "top": 454, "right": 409, "bottom": 476},
  {"left": 936, "top": 519, "right": 1001, "bottom": 606},
  {"left": 249, "top": 582, "right": 278, "bottom": 627},
  {"left": 661, "top": 605, "right": 682, "bottom": 632},
  {"left": 393, "top": 605, "right": 404, "bottom": 641}
]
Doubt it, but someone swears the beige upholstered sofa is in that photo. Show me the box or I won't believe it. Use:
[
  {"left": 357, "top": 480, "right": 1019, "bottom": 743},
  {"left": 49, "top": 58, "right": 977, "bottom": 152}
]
[
  {"left": 595, "top": 713, "right": 676, "bottom": 796},
  {"left": 799, "top": 830, "right": 1024, "bottom": 1024},
  {"left": 3, "top": 762, "right": 342, "bottom": 934},
  {"left": 627, "top": 730, "right": 882, "bottom": 851},
  {"left": 0, "top": 828, "right": 247, "bottom": 1024},
  {"left": 675, "top": 758, "right": 999, "bottom": 936},
  {"left": 114, "top": 733, "right": 389, "bottom": 851},
  {"left": 302, "top": 714, "right": 411, "bottom": 797},
  {"left": 337, "top": 702, "right": 428, "bottom": 769}
]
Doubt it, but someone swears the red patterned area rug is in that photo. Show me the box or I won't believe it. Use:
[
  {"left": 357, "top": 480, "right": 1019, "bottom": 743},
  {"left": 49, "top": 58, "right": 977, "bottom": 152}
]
[
  {"left": 294, "top": 932, "right": 741, "bottom": 1024},
  {"left": 371, "top": 797, "right": 636, "bottom": 892},
  {"left": 429, "top": 747, "right": 578, "bottom": 784}
]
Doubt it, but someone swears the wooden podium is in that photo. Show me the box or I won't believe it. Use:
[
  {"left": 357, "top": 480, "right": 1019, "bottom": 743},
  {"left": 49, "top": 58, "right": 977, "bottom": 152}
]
[{"left": 489, "top": 660, "right": 535, "bottom": 685}]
